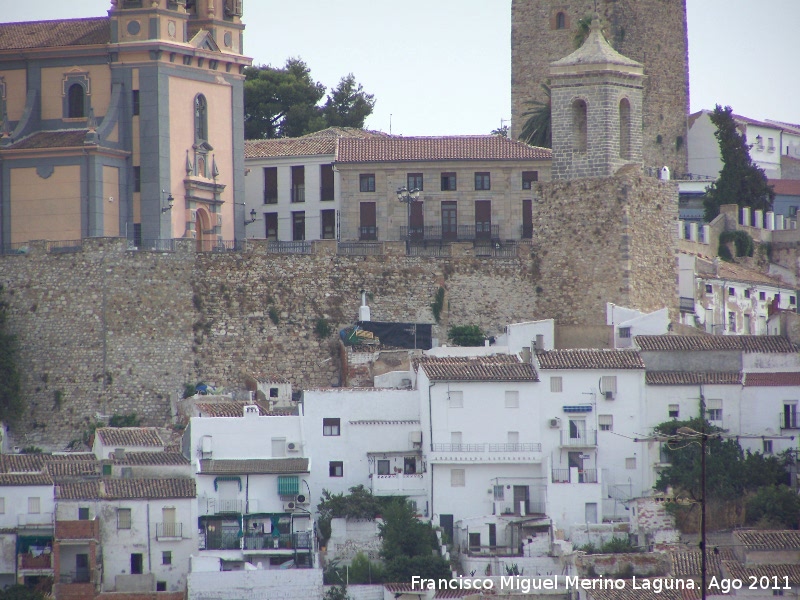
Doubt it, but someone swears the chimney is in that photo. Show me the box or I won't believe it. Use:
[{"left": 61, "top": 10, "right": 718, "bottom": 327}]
[{"left": 359, "top": 289, "right": 371, "bottom": 322}]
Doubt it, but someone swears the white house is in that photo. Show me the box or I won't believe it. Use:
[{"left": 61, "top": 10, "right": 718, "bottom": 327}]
[
  {"left": 606, "top": 304, "right": 670, "bottom": 349},
  {"left": 92, "top": 427, "right": 165, "bottom": 460}
]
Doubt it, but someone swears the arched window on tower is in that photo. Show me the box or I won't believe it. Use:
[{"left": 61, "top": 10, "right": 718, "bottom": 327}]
[
  {"left": 619, "top": 98, "right": 631, "bottom": 159},
  {"left": 68, "top": 83, "right": 86, "bottom": 118},
  {"left": 572, "top": 99, "right": 587, "bottom": 153},
  {"left": 556, "top": 12, "right": 566, "bottom": 30},
  {"left": 194, "top": 94, "right": 208, "bottom": 142}
]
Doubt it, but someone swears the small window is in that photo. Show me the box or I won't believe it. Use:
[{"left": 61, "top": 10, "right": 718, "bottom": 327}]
[
  {"left": 601, "top": 376, "right": 617, "bottom": 394},
  {"left": 359, "top": 174, "right": 375, "bottom": 192},
  {"left": 162, "top": 551, "right": 172, "bottom": 565},
  {"left": 707, "top": 399, "right": 723, "bottom": 422},
  {"left": 441, "top": 172, "right": 457, "bottom": 191},
  {"left": 377, "top": 460, "right": 390, "bottom": 475},
  {"left": 78, "top": 507, "right": 90, "bottom": 520},
  {"left": 404, "top": 457, "right": 417, "bottom": 474},
  {"left": 775, "top": 293, "right": 781, "bottom": 303},
  {"left": 118, "top": 508, "right": 132, "bottom": 529},
  {"left": 504, "top": 391, "right": 520, "bottom": 408},
  {"left": 668, "top": 404, "right": 679, "bottom": 418},
  {"left": 728, "top": 287, "right": 735, "bottom": 296},
  {"left": 269, "top": 387, "right": 279, "bottom": 398},
  {"left": 474, "top": 172, "right": 491, "bottom": 191},
  {"left": 625, "top": 457, "right": 636, "bottom": 470},
  {"left": 448, "top": 391, "right": 464, "bottom": 408},
  {"left": 618, "top": 327, "right": 631, "bottom": 339},
  {"left": 759, "top": 291, "right": 766, "bottom": 300},
  {"left": 763, "top": 440, "right": 773, "bottom": 454},
  {"left": 132, "top": 90, "right": 140, "bottom": 116},
  {"left": 329, "top": 461, "right": 343, "bottom": 477},
  {"left": 550, "top": 376, "right": 563, "bottom": 393},
  {"left": 407, "top": 173, "right": 423, "bottom": 191},
  {"left": 451, "top": 468, "right": 465, "bottom": 487},
  {"left": 102, "top": 463, "right": 112, "bottom": 476},
  {"left": 131, "top": 553, "right": 143, "bottom": 575},
  {"left": 194, "top": 94, "right": 207, "bottom": 141},
  {"left": 27, "top": 497, "right": 40, "bottom": 514},
  {"left": 67, "top": 83, "right": 86, "bottom": 118},
  {"left": 493, "top": 485, "right": 504, "bottom": 501},
  {"left": 157, "top": 582, "right": 167, "bottom": 592},
  {"left": 598, "top": 415, "right": 613, "bottom": 432},
  {"left": 705, "top": 284, "right": 713, "bottom": 294},
  {"left": 323, "top": 418, "right": 340, "bottom": 436},
  {"left": 133, "top": 166, "right": 141, "bottom": 193},
  {"left": 555, "top": 11, "right": 566, "bottom": 29},
  {"left": 791, "top": 296, "right": 797, "bottom": 305},
  {"left": 728, "top": 312, "right": 736, "bottom": 333},
  {"left": 522, "top": 171, "right": 538, "bottom": 189},
  {"left": 744, "top": 289, "right": 750, "bottom": 298}
]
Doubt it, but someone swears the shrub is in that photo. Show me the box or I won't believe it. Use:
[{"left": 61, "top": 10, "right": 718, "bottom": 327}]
[
  {"left": 431, "top": 287, "right": 445, "bottom": 323},
  {"left": 315, "top": 317, "right": 332, "bottom": 339},
  {"left": 448, "top": 325, "right": 485, "bottom": 346}
]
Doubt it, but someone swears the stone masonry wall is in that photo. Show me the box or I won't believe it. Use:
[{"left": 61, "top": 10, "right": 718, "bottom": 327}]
[{"left": 511, "top": 0, "right": 688, "bottom": 174}]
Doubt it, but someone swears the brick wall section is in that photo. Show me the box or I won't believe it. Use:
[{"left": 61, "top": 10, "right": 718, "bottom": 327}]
[
  {"left": 56, "top": 519, "right": 99, "bottom": 540},
  {"left": 511, "top": 0, "right": 689, "bottom": 174}
]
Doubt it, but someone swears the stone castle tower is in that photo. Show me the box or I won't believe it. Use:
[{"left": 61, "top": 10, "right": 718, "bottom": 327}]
[{"left": 511, "top": 0, "right": 688, "bottom": 175}]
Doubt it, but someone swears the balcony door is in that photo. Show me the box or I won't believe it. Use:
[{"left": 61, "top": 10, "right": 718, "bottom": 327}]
[
  {"left": 522, "top": 199, "right": 533, "bottom": 239},
  {"left": 409, "top": 201, "right": 424, "bottom": 239},
  {"left": 360, "top": 202, "right": 377, "bottom": 240},
  {"left": 441, "top": 201, "right": 457, "bottom": 240},
  {"left": 475, "top": 200, "right": 491, "bottom": 239},
  {"left": 76, "top": 554, "right": 89, "bottom": 583},
  {"left": 785, "top": 403, "right": 798, "bottom": 428},
  {"left": 513, "top": 485, "right": 529, "bottom": 515},
  {"left": 569, "top": 419, "right": 586, "bottom": 442},
  {"left": 162, "top": 507, "right": 176, "bottom": 537}
]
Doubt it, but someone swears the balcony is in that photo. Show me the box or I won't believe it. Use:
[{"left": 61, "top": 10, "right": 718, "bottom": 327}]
[
  {"left": 429, "top": 442, "right": 542, "bottom": 464},
  {"left": 17, "top": 513, "right": 54, "bottom": 529},
  {"left": 56, "top": 519, "right": 99, "bottom": 541},
  {"left": 780, "top": 412, "right": 799, "bottom": 429},
  {"left": 291, "top": 185, "right": 305, "bottom": 203},
  {"left": 359, "top": 226, "right": 378, "bottom": 241},
  {"left": 679, "top": 296, "right": 695, "bottom": 313},
  {"left": 19, "top": 553, "right": 52, "bottom": 571},
  {"left": 551, "top": 468, "right": 598, "bottom": 484},
  {"left": 200, "top": 498, "right": 245, "bottom": 516},
  {"left": 156, "top": 522, "right": 183, "bottom": 540},
  {"left": 559, "top": 429, "right": 597, "bottom": 447},
  {"left": 371, "top": 473, "right": 426, "bottom": 496},
  {"left": 59, "top": 569, "right": 93, "bottom": 584},
  {"left": 399, "top": 224, "right": 500, "bottom": 241},
  {"left": 242, "top": 532, "right": 313, "bottom": 552},
  {"left": 492, "top": 499, "right": 546, "bottom": 517}
]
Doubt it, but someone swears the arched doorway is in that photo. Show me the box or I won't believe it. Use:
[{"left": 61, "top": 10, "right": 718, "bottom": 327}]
[{"left": 196, "top": 207, "right": 213, "bottom": 252}]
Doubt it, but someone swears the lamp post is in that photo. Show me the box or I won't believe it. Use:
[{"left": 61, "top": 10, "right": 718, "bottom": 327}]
[
  {"left": 396, "top": 186, "right": 420, "bottom": 243},
  {"left": 244, "top": 208, "right": 257, "bottom": 226},
  {"left": 161, "top": 193, "right": 174, "bottom": 213}
]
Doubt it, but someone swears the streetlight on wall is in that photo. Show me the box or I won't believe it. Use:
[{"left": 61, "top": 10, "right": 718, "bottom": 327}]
[
  {"left": 396, "top": 186, "right": 420, "bottom": 242},
  {"left": 161, "top": 193, "right": 174, "bottom": 213},
  {"left": 244, "top": 208, "right": 257, "bottom": 226}
]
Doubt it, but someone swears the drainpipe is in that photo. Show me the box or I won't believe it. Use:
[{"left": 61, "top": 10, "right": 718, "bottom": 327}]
[
  {"left": 146, "top": 504, "right": 152, "bottom": 574},
  {"left": 428, "top": 381, "right": 435, "bottom": 518}
]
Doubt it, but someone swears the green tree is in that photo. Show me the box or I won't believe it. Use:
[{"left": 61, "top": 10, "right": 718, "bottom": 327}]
[
  {"left": 490, "top": 124, "right": 509, "bottom": 138},
  {"left": 0, "top": 285, "right": 23, "bottom": 427},
  {"left": 447, "top": 325, "right": 485, "bottom": 347},
  {"left": 321, "top": 74, "right": 376, "bottom": 129},
  {"left": 316, "top": 485, "right": 387, "bottom": 545},
  {"left": 0, "top": 585, "right": 49, "bottom": 600},
  {"left": 518, "top": 82, "right": 551, "bottom": 148},
  {"left": 703, "top": 105, "right": 775, "bottom": 221},
  {"left": 745, "top": 485, "right": 800, "bottom": 529},
  {"left": 379, "top": 499, "right": 450, "bottom": 582}
]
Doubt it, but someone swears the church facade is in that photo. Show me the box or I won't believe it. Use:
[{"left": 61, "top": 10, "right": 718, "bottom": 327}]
[{"left": 0, "top": 0, "right": 250, "bottom": 250}]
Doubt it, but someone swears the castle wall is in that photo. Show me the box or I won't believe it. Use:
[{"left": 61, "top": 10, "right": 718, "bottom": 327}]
[{"left": 511, "top": 0, "right": 688, "bottom": 174}]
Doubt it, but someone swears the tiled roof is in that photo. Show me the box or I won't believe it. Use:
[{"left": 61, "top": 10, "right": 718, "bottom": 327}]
[
  {"left": 744, "top": 372, "right": 800, "bottom": 386},
  {"left": 536, "top": 349, "right": 645, "bottom": 370},
  {"left": 770, "top": 179, "right": 800, "bottom": 196},
  {"left": 646, "top": 372, "right": 743, "bottom": 385},
  {"left": 698, "top": 261, "right": 787, "bottom": 287},
  {"left": 0, "top": 453, "right": 96, "bottom": 473},
  {"left": 635, "top": 335, "right": 798, "bottom": 353},
  {"left": 57, "top": 481, "right": 100, "bottom": 500},
  {"left": 195, "top": 402, "right": 268, "bottom": 417},
  {"left": 735, "top": 530, "right": 800, "bottom": 550},
  {"left": 0, "top": 17, "right": 109, "bottom": 50},
  {"left": 766, "top": 119, "right": 800, "bottom": 135},
  {"left": 244, "top": 127, "right": 388, "bottom": 158},
  {"left": 416, "top": 355, "right": 539, "bottom": 381},
  {"left": 0, "top": 472, "right": 53, "bottom": 486},
  {"left": 199, "top": 458, "right": 310, "bottom": 475},
  {"left": 96, "top": 428, "right": 163, "bottom": 447},
  {"left": 581, "top": 580, "right": 698, "bottom": 600},
  {"left": 57, "top": 478, "right": 195, "bottom": 500},
  {"left": 4, "top": 130, "right": 91, "bottom": 150},
  {"left": 110, "top": 452, "right": 189, "bottom": 466},
  {"left": 670, "top": 549, "right": 735, "bottom": 577},
  {"left": 336, "top": 135, "right": 551, "bottom": 163},
  {"left": 723, "top": 561, "right": 800, "bottom": 584},
  {"left": 46, "top": 461, "right": 100, "bottom": 479}
]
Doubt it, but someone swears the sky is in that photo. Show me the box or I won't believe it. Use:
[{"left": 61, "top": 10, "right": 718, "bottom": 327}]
[{"left": 4, "top": 0, "right": 799, "bottom": 136}]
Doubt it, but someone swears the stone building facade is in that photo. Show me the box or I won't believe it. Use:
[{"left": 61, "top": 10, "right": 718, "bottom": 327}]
[{"left": 511, "top": 0, "right": 689, "bottom": 175}]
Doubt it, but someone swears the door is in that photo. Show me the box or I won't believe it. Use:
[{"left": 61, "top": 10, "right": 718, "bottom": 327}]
[
  {"left": 264, "top": 213, "right": 278, "bottom": 240},
  {"left": 569, "top": 419, "right": 586, "bottom": 442},
  {"left": 513, "top": 485, "right": 529, "bottom": 515},
  {"left": 522, "top": 199, "right": 533, "bottom": 238},
  {"left": 76, "top": 553, "right": 89, "bottom": 583},
  {"left": 162, "top": 507, "right": 176, "bottom": 538},
  {"left": 585, "top": 503, "right": 598, "bottom": 524},
  {"left": 360, "top": 202, "right": 377, "bottom": 240},
  {"left": 441, "top": 201, "right": 457, "bottom": 240},
  {"left": 320, "top": 164, "right": 334, "bottom": 201},
  {"left": 321, "top": 209, "right": 336, "bottom": 239},
  {"left": 439, "top": 514, "right": 454, "bottom": 544},
  {"left": 488, "top": 524, "right": 497, "bottom": 548},
  {"left": 292, "top": 211, "right": 305, "bottom": 241},
  {"left": 130, "top": 553, "right": 143, "bottom": 575},
  {"left": 468, "top": 532, "right": 481, "bottom": 551},
  {"left": 785, "top": 403, "right": 798, "bottom": 428},
  {"left": 568, "top": 451, "right": 584, "bottom": 482},
  {"left": 409, "top": 201, "right": 424, "bottom": 239},
  {"left": 263, "top": 167, "right": 277, "bottom": 203},
  {"left": 475, "top": 200, "right": 491, "bottom": 239},
  {"left": 291, "top": 166, "right": 305, "bottom": 203}
]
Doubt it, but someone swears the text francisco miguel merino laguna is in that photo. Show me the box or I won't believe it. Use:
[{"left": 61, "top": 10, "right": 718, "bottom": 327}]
[{"left": 411, "top": 575, "right": 697, "bottom": 593}]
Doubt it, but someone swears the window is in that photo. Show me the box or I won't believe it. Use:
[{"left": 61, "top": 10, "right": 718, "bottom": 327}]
[
  {"left": 321, "top": 209, "right": 336, "bottom": 239},
  {"left": 0, "top": 498, "right": 4, "bottom": 514},
  {"left": 404, "top": 457, "right": 417, "bottom": 474},
  {"left": 555, "top": 11, "right": 566, "bottom": 29},
  {"left": 619, "top": 99, "right": 631, "bottom": 159},
  {"left": 131, "top": 553, "right": 143, "bottom": 575},
  {"left": 744, "top": 288, "right": 750, "bottom": 298},
  {"left": 601, "top": 376, "right": 617, "bottom": 395},
  {"left": 359, "top": 202, "right": 377, "bottom": 240},
  {"left": 320, "top": 164, "right": 334, "bottom": 201},
  {"left": 118, "top": 508, "right": 132, "bottom": 529},
  {"left": 27, "top": 497, "right": 40, "bottom": 514},
  {"left": 263, "top": 167, "right": 277, "bottom": 204},
  {"left": 102, "top": 463, "right": 112, "bottom": 476},
  {"left": 504, "top": 391, "right": 520, "bottom": 408},
  {"left": 133, "top": 166, "right": 141, "bottom": 193},
  {"left": 264, "top": 213, "right": 278, "bottom": 240},
  {"left": 728, "top": 311, "right": 736, "bottom": 332},
  {"left": 625, "top": 457, "right": 637, "bottom": 470},
  {"left": 773, "top": 590, "right": 784, "bottom": 596},
  {"left": 162, "top": 551, "right": 172, "bottom": 565},
  {"left": 763, "top": 440, "right": 773, "bottom": 454},
  {"left": 450, "top": 468, "right": 465, "bottom": 487},
  {"left": 550, "top": 376, "right": 563, "bottom": 393},
  {"left": 441, "top": 172, "right": 457, "bottom": 191},
  {"left": 707, "top": 399, "right": 722, "bottom": 422},
  {"left": 448, "top": 391, "right": 463, "bottom": 408},
  {"left": 493, "top": 485, "right": 504, "bottom": 500},
  {"left": 377, "top": 460, "right": 390, "bottom": 475},
  {"left": 291, "top": 165, "right": 305, "bottom": 203},
  {"left": 132, "top": 90, "right": 140, "bottom": 116},
  {"left": 407, "top": 173, "right": 423, "bottom": 191},
  {"left": 728, "top": 287, "right": 735, "bottom": 296},
  {"left": 598, "top": 415, "right": 613, "bottom": 432},
  {"left": 292, "top": 211, "right": 305, "bottom": 241},
  {"left": 78, "top": 507, "right": 90, "bottom": 520},
  {"left": 668, "top": 404, "right": 679, "bottom": 418},
  {"left": 329, "top": 461, "right": 343, "bottom": 477},
  {"left": 705, "top": 284, "right": 713, "bottom": 294},
  {"left": 323, "top": 418, "right": 341, "bottom": 436},
  {"left": 618, "top": 327, "right": 631, "bottom": 339},
  {"left": 194, "top": 94, "right": 207, "bottom": 141},
  {"left": 522, "top": 171, "right": 538, "bottom": 189},
  {"left": 474, "top": 172, "right": 491, "bottom": 191},
  {"left": 573, "top": 99, "right": 588, "bottom": 152},
  {"left": 759, "top": 291, "right": 766, "bottom": 300},
  {"left": 441, "top": 201, "right": 457, "bottom": 240},
  {"left": 791, "top": 296, "right": 797, "bottom": 305},
  {"left": 269, "top": 387, "right": 279, "bottom": 398},
  {"left": 68, "top": 83, "right": 86, "bottom": 118},
  {"left": 359, "top": 174, "right": 375, "bottom": 192},
  {"left": 157, "top": 582, "right": 167, "bottom": 592}
]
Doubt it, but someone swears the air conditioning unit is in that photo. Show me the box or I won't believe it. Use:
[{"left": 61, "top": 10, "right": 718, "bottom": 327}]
[
  {"left": 604, "top": 391, "right": 615, "bottom": 400},
  {"left": 284, "top": 501, "right": 297, "bottom": 511},
  {"left": 295, "top": 494, "right": 308, "bottom": 505},
  {"left": 549, "top": 418, "right": 561, "bottom": 429},
  {"left": 286, "top": 442, "right": 299, "bottom": 452}
]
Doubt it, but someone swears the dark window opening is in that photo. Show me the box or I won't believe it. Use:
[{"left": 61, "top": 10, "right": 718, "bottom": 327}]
[
  {"left": 264, "top": 213, "right": 278, "bottom": 241},
  {"left": 522, "top": 171, "right": 538, "bottom": 189},
  {"left": 194, "top": 94, "right": 207, "bottom": 141},
  {"left": 323, "top": 418, "right": 340, "bottom": 436},
  {"left": 329, "top": 461, "right": 343, "bottom": 477},
  {"left": 130, "top": 553, "right": 143, "bottom": 575},
  {"left": 441, "top": 172, "right": 456, "bottom": 191},
  {"left": 68, "top": 84, "right": 85, "bottom": 118},
  {"left": 132, "top": 90, "right": 140, "bottom": 116},
  {"left": 407, "top": 173, "right": 423, "bottom": 191},
  {"left": 320, "top": 164, "right": 334, "bottom": 201},
  {"left": 359, "top": 174, "right": 375, "bottom": 192},
  {"left": 359, "top": 202, "right": 377, "bottom": 240},
  {"left": 556, "top": 11, "right": 566, "bottom": 29},
  {"left": 78, "top": 507, "right": 90, "bottom": 520},
  {"left": 291, "top": 166, "right": 305, "bottom": 203},
  {"left": 133, "top": 166, "right": 141, "bottom": 193},
  {"left": 263, "top": 167, "right": 277, "bottom": 204},
  {"left": 321, "top": 209, "right": 336, "bottom": 239},
  {"left": 292, "top": 212, "right": 305, "bottom": 241},
  {"left": 474, "top": 172, "right": 491, "bottom": 191}
]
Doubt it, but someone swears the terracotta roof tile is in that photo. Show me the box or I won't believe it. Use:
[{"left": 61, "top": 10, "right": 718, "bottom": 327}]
[
  {"left": 244, "top": 127, "right": 388, "bottom": 158},
  {"left": 744, "top": 372, "right": 800, "bottom": 386},
  {"left": 0, "top": 472, "right": 53, "bottom": 486},
  {"left": 109, "top": 452, "right": 189, "bottom": 466},
  {"left": 195, "top": 402, "right": 269, "bottom": 417},
  {"left": 5, "top": 130, "right": 90, "bottom": 150},
  {"left": 0, "top": 453, "right": 96, "bottom": 473},
  {"left": 670, "top": 549, "right": 735, "bottom": 577},
  {"left": 416, "top": 355, "right": 539, "bottom": 381},
  {"left": 646, "top": 372, "right": 743, "bottom": 385},
  {"left": 723, "top": 561, "right": 800, "bottom": 584},
  {"left": 96, "top": 428, "right": 163, "bottom": 447},
  {"left": 0, "top": 17, "right": 109, "bottom": 50},
  {"left": 46, "top": 461, "right": 100, "bottom": 479},
  {"left": 199, "top": 458, "right": 310, "bottom": 475},
  {"left": 57, "top": 481, "right": 100, "bottom": 500},
  {"left": 770, "top": 179, "right": 800, "bottom": 196},
  {"left": 103, "top": 478, "right": 195, "bottom": 499},
  {"left": 581, "top": 580, "right": 697, "bottom": 600},
  {"left": 735, "top": 530, "right": 800, "bottom": 550},
  {"left": 336, "top": 135, "right": 551, "bottom": 163},
  {"left": 635, "top": 335, "right": 798, "bottom": 353},
  {"left": 698, "top": 261, "right": 788, "bottom": 288},
  {"left": 536, "top": 349, "right": 645, "bottom": 370}
]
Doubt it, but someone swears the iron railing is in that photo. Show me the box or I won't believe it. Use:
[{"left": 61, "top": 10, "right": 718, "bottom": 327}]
[
  {"left": 47, "top": 239, "right": 83, "bottom": 254},
  {"left": 242, "top": 532, "right": 313, "bottom": 551},
  {"left": 551, "top": 469, "right": 598, "bottom": 483},
  {"left": 488, "top": 443, "right": 541, "bottom": 452},
  {"left": 400, "top": 224, "right": 499, "bottom": 241},
  {"left": 406, "top": 242, "right": 452, "bottom": 257},
  {"left": 156, "top": 522, "right": 183, "bottom": 538},
  {"left": 263, "top": 192, "right": 278, "bottom": 204},
  {"left": 358, "top": 226, "right": 378, "bottom": 241},
  {"left": 520, "top": 225, "right": 534, "bottom": 239},
  {"left": 432, "top": 443, "right": 486, "bottom": 452},
  {"left": 679, "top": 297, "right": 695, "bottom": 312},
  {"left": 474, "top": 242, "right": 517, "bottom": 258},
  {"left": 268, "top": 240, "right": 312, "bottom": 254},
  {"left": 211, "top": 240, "right": 244, "bottom": 252},
  {"left": 560, "top": 429, "right": 598, "bottom": 447},
  {"left": 337, "top": 242, "right": 383, "bottom": 256}
]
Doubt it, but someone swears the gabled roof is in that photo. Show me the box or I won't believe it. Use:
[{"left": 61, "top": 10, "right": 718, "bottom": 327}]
[
  {"left": 735, "top": 530, "right": 800, "bottom": 550},
  {"left": 646, "top": 372, "right": 743, "bottom": 386},
  {"left": 244, "top": 128, "right": 388, "bottom": 159},
  {"left": 57, "top": 481, "right": 101, "bottom": 500},
  {"left": 199, "top": 458, "right": 310, "bottom": 475},
  {"left": 336, "top": 135, "right": 551, "bottom": 163},
  {"left": 109, "top": 452, "right": 189, "bottom": 466},
  {"left": 46, "top": 461, "right": 100, "bottom": 480},
  {"left": 744, "top": 372, "right": 800, "bottom": 386},
  {"left": 57, "top": 478, "right": 196, "bottom": 500},
  {"left": 670, "top": 548, "right": 734, "bottom": 578},
  {"left": 0, "top": 472, "right": 53, "bottom": 486},
  {"left": 95, "top": 427, "right": 164, "bottom": 447},
  {"left": 635, "top": 335, "right": 797, "bottom": 353},
  {"left": 0, "top": 17, "right": 109, "bottom": 51},
  {"left": 536, "top": 349, "right": 644, "bottom": 370},
  {"left": 4, "top": 130, "right": 91, "bottom": 150},
  {"left": 697, "top": 260, "right": 787, "bottom": 288},
  {"left": 0, "top": 452, "right": 96, "bottom": 473},
  {"left": 723, "top": 562, "right": 800, "bottom": 584},
  {"left": 766, "top": 119, "right": 800, "bottom": 135},
  {"left": 415, "top": 355, "right": 539, "bottom": 382}
]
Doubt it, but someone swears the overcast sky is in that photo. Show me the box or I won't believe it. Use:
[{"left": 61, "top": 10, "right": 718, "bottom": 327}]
[{"left": 5, "top": 0, "right": 798, "bottom": 136}]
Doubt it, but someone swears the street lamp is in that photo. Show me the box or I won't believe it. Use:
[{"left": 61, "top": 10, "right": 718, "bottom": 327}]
[
  {"left": 396, "top": 186, "right": 420, "bottom": 241},
  {"left": 244, "top": 208, "right": 257, "bottom": 226},
  {"left": 161, "top": 193, "right": 174, "bottom": 213}
]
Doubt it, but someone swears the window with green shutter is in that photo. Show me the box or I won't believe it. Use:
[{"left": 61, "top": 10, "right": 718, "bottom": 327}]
[{"left": 278, "top": 476, "right": 299, "bottom": 496}]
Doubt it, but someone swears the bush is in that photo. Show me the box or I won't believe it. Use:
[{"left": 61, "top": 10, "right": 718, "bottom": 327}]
[
  {"left": 447, "top": 325, "right": 485, "bottom": 346},
  {"left": 431, "top": 287, "right": 445, "bottom": 323},
  {"left": 315, "top": 317, "right": 332, "bottom": 339},
  {"left": 719, "top": 230, "right": 754, "bottom": 259},
  {"left": 745, "top": 485, "right": 800, "bottom": 529},
  {"left": 109, "top": 413, "right": 140, "bottom": 427}
]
